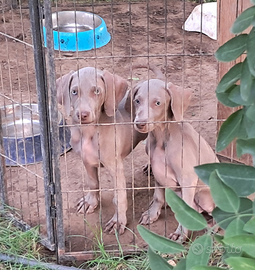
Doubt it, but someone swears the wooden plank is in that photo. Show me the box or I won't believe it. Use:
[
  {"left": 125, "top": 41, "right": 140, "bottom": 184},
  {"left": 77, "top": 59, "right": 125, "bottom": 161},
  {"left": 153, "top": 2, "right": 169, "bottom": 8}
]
[{"left": 217, "top": 0, "right": 252, "bottom": 164}]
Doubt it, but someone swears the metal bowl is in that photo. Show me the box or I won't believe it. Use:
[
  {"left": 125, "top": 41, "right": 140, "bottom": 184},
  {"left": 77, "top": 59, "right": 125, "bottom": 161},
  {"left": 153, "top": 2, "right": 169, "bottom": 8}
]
[
  {"left": 1, "top": 104, "right": 71, "bottom": 166},
  {"left": 43, "top": 11, "right": 111, "bottom": 51}
]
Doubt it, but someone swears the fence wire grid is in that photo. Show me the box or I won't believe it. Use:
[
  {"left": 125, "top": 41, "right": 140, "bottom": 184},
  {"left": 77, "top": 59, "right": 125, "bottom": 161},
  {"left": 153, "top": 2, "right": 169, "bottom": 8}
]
[{"left": 0, "top": 0, "right": 221, "bottom": 262}]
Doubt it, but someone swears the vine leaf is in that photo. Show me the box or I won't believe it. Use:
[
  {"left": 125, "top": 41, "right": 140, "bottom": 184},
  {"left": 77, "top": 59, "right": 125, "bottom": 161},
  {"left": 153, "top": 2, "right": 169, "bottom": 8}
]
[
  {"left": 216, "top": 85, "right": 240, "bottom": 107},
  {"left": 215, "top": 34, "right": 248, "bottom": 62},
  {"left": 223, "top": 235, "right": 255, "bottom": 258},
  {"left": 195, "top": 163, "right": 255, "bottom": 197},
  {"left": 186, "top": 235, "right": 212, "bottom": 270},
  {"left": 247, "top": 28, "right": 255, "bottom": 77},
  {"left": 191, "top": 267, "right": 226, "bottom": 270},
  {"left": 137, "top": 225, "right": 185, "bottom": 254},
  {"left": 209, "top": 170, "right": 240, "bottom": 213},
  {"left": 224, "top": 219, "right": 247, "bottom": 238},
  {"left": 216, "top": 109, "right": 244, "bottom": 152},
  {"left": 212, "top": 198, "right": 253, "bottom": 230},
  {"left": 165, "top": 189, "right": 207, "bottom": 231},
  {"left": 216, "top": 62, "right": 242, "bottom": 93},
  {"left": 243, "top": 217, "right": 255, "bottom": 234},
  {"left": 231, "top": 6, "right": 255, "bottom": 34},
  {"left": 225, "top": 257, "right": 255, "bottom": 270},
  {"left": 147, "top": 247, "right": 173, "bottom": 270},
  {"left": 240, "top": 58, "right": 253, "bottom": 101}
]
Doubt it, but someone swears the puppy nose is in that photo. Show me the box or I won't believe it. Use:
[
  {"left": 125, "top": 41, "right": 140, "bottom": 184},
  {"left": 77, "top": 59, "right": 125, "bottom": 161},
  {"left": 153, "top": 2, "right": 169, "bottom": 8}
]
[
  {"left": 136, "top": 122, "right": 146, "bottom": 130},
  {"left": 77, "top": 111, "right": 90, "bottom": 121}
]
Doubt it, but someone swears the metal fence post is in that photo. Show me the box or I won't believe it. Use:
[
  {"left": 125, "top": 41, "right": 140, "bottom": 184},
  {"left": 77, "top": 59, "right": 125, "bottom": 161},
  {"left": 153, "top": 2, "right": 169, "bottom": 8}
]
[{"left": 28, "top": 0, "right": 62, "bottom": 253}]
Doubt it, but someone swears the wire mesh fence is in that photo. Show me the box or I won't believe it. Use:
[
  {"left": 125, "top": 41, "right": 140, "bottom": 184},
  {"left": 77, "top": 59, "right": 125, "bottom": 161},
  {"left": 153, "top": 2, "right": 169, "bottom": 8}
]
[{"left": 0, "top": 0, "right": 219, "bottom": 261}]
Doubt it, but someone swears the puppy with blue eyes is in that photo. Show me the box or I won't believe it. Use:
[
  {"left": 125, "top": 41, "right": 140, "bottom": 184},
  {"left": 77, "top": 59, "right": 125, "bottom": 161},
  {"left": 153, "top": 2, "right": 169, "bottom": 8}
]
[
  {"left": 56, "top": 67, "right": 147, "bottom": 235},
  {"left": 133, "top": 65, "right": 218, "bottom": 242}
]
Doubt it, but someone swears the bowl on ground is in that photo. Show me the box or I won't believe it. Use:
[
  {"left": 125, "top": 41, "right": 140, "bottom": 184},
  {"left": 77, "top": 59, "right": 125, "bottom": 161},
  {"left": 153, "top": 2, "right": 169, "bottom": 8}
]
[
  {"left": 1, "top": 104, "right": 71, "bottom": 166},
  {"left": 43, "top": 11, "right": 111, "bottom": 51}
]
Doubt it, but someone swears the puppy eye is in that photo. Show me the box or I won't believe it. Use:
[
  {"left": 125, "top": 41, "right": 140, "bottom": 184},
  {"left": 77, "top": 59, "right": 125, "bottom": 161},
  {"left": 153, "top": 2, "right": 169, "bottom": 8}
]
[
  {"left": 94, "top": 87, "right": 101, "bottom": 95},
  {"left": 155, "top": 101, "right": 161, "bottom": 106},
  {"left": 134, "top": 99, "right": 140, "bottom": 104},
  {"left": 71, "top": 89, "right": 78, "bottom": 95}
]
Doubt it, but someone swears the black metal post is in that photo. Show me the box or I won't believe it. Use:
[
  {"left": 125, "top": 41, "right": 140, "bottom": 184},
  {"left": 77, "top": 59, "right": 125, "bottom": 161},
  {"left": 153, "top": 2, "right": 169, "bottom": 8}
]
[{"left": 28, "top": 0, "right": 56, "bottom": 251}]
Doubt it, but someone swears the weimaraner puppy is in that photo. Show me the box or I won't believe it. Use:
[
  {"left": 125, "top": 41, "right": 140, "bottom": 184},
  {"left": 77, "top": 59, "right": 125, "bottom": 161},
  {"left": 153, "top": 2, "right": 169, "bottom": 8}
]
[
  {"left": 56, "top": 67, "right": 146, "bottom": 234},
  {"left": 132, "top": 65, "right": 218, "bottom": 241}
]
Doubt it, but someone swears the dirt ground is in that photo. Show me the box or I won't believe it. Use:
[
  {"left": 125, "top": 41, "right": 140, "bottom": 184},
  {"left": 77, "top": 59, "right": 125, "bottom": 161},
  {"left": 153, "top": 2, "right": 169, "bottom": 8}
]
[{"left": 0, "top": 0, "right": 218, "bottom": 255}]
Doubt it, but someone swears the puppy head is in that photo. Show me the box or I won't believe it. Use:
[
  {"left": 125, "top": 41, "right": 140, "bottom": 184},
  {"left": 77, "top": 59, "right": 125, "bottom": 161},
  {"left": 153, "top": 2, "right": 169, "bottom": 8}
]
[
  {"left": 133, "top": 79, "right": 192, "bottom": 133},
  {"left": 56, "top": 67, "right": 128, "bottom": 124},
  {"left": 133, "top": 79, "right": 170, "bottom": 133}
]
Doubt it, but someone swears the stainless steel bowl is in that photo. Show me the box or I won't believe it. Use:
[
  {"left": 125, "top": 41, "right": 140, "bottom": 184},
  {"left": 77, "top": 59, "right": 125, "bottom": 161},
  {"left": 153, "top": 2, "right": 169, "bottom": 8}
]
[
  {"left": 1, "top": 104, "right": 71, "bottom": 166},
  {"left": 51, "top": 11, "right": 102, "bottom": 33}
]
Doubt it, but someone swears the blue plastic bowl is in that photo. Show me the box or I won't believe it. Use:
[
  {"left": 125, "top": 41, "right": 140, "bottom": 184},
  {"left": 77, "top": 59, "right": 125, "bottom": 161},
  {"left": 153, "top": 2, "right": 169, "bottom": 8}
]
[
  {"left": 43, "top": 11, "right": 111, "bottom": 51},
  {"left": 1, "top": 104, "right": 71, "bottom": 166}
]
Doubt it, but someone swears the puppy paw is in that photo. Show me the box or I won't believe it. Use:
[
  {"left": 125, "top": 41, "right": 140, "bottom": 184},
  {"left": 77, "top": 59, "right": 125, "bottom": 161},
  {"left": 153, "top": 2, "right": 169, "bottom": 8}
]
[
  {"left": 169, "top": 225, "right": 188, "bottom": 243},
  {"left": 139, "top": 208, "right": 160, "bottom": 225},
  {"left": 77, "top": 192, "right": 98, "bottom": 214},
  {"left": 104, "top": 214, "right": 126, "bottom": 235}
]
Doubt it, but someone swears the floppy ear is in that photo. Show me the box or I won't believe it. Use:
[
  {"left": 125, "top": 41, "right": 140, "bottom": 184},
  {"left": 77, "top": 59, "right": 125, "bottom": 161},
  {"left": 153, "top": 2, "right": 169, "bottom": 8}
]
[
  {"left": 167, "top": 82, "right": 192, "bottom": 121},
  {"left": 102, "top": 70, "right": 128, "bottom": 117},
  {"left": 56, "top": 70, "right": 75, "bottom": 116}
]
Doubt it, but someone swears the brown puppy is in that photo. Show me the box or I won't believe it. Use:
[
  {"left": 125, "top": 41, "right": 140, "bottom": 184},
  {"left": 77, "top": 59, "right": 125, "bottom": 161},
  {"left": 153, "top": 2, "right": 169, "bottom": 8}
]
[
  {"left": 133, "top": 65, "right": 217, "bottom": 241},
  {"left": 57, "top": 67, "right": 147, "bottom": 234}
]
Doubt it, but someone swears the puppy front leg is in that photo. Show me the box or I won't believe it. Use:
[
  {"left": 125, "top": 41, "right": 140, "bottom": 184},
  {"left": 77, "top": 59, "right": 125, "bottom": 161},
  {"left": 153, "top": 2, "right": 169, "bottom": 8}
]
[
  {"left": 139, "top": 181, "right": 165, "bottom": 225},
  {"left": 104, "top": 161, "right": 127, "bottom": 235},
  {"left": 77, "top": 165, "right": 99, "bottom": 214}
]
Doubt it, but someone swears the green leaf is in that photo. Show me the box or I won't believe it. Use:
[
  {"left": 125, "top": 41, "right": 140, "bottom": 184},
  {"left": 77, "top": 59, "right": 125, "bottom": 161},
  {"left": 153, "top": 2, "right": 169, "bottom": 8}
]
[
  {"left": 247, "top": 28, "right": 255, "bottom": 77},
  {"left": 194, "top": 163, "right": 255, "bottom": 196},
  {"left": 165, "top": 189, "right": 207, "bottom": 231},
  {"left": 242, "top": 112, "right": 255, "bottom": 138},
  {"left": 174, "top": 259, "right": 186, "bottom": 270},
  {"left": 246, "top": 105, "right": 255, "bottom": 121},
  {"left": 244, "top": 217, "right": 255, "bottom": 234},
  {"left": 224, "top": 218, "right": 246, "bottom": 238},
  {"left": 215, "top": 34, "right": 248, "bottom": 62},
  {"left": 137, "top": 225, "right": 185, "bottom": 254},
  {"left": 228, "top": 85, "right": 255, "bottom": 106},
  {"left": 253, "top": 199, "right": 255, "bottom": 213},
  {"left": 209, "top": 170, "right": 240, "bottom": 213},
  {"left": 237, "top": 138, "right": 255, "bottom": 164},
  {"left": 216, "top": 62, "right": 242, "bottom": 93},
  {"left": 186, "top": 235, "right": 212, "bottom": 270},
  {"left": 192, "top": 267, "right": 224, "bottom": 270},
  {"left": 231, "top": 6, "right": 255, "bottom": 34},
  {"left": 216, "top": 85, "right": 240, "bottom": 107},
  {"left": 226, "top": 257, "right": 255, "bottom": 270},
  {"left": 212, "top": 198, "right": 253, "bottom": 229},
  {"left": 240, "top": 59, "right": 253, "bottom": 101},
  {"left": 223, "top": 235, "right": 255, "bottom": 258},
  {"left": 216, "top": 109, "right": 244, "bottom": 152},
  {"left": 147, "top": 247, "right": 173, "bottom": 270}
]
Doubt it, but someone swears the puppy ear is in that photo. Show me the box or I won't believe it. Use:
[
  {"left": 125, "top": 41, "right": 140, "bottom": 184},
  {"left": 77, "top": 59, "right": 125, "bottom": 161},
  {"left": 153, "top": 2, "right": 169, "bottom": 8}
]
[
  {"left": 56, "top": 70, "right": 75, "bottom": 116},
  {"left": 167, "top": 82, "right": 192, "bottom": 121},
  {"left": 102, "top": 70, "right": 128, "bottom": 117}
]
